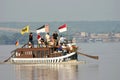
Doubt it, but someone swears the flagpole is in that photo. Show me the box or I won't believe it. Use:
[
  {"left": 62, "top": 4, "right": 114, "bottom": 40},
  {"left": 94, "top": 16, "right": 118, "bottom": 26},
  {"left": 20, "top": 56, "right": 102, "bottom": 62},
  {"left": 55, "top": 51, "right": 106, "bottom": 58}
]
[
  {"left": 63, "top": 23, "right": 68, "bottom": 41},
  {"left": 58, "top": 24, "right": 68, "bottom": 43},
  {"left": 16, "top": 25, "right": 30, "bottom": 48}
]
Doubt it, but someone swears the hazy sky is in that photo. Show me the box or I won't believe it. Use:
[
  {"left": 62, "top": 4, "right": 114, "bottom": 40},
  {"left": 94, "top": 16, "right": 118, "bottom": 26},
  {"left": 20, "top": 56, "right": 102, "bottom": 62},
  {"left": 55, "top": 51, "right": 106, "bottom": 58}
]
[{"left": 0, "top": 0, "right": 120, "bottom": 22}]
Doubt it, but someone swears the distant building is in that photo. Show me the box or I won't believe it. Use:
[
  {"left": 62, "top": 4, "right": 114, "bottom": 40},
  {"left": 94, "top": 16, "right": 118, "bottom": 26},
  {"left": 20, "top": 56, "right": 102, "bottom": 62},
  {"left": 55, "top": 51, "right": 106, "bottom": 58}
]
[
  {"left": 90, "top": 33, "right": 109, "bottom": 39},
  {"left": 114, "top": 33, "right": 120, "bottom": 38},
  {"left": 80, "top": 32, "right": 88, "bottom": 37}
]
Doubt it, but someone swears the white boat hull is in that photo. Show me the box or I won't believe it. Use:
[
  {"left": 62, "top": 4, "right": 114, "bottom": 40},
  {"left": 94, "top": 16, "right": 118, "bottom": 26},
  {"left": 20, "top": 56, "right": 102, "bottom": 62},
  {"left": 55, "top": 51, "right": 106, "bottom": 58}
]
[{"left": 10, "top": 52, "right": 77, "bottom": 64}]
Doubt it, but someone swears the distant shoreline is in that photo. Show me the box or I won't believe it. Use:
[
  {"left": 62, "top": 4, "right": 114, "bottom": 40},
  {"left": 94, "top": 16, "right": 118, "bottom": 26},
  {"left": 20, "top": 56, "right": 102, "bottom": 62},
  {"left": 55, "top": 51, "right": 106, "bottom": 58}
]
[{"left": 0, "top": 21, "right": 120, "bottom": 44}]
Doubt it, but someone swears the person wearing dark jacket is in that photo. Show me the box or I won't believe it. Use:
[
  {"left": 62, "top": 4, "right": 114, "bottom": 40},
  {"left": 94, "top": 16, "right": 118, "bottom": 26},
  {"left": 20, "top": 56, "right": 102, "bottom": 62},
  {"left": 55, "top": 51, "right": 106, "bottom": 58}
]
[
  {"left": 29, "top": 32, "right": 34, "bottom": 47},
  {"left": 52, "top": 31, "right": 58, "bottom": 46}
]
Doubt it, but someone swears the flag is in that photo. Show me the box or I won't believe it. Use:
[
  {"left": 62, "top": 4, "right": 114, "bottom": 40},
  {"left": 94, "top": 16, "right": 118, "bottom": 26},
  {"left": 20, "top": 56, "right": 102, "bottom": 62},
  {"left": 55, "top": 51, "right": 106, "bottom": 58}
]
[
  {"left": 58, "top": 24, "right": 67, "bottom": 33},
  {"left": 20, "top": 25, "right": 30, "bottom": 35},
  {"left": 15, "top": 40, "right": 19, "bottom": 46},
  {"left": 36, "top": 24, "right": 49, "bottom": 34}
]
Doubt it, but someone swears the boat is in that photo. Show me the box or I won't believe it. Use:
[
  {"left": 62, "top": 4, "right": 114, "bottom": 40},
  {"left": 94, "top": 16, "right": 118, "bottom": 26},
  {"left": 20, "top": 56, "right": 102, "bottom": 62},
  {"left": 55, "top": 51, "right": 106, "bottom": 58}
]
[
  {"left": 6, "top": 41, "right": 98, "bottom": 64},
  {"left": 9, "top": 43, "right": 83, "bottom": 64},
  {"left": 2, "top": 24, "right": 98, "bottom": 64}
]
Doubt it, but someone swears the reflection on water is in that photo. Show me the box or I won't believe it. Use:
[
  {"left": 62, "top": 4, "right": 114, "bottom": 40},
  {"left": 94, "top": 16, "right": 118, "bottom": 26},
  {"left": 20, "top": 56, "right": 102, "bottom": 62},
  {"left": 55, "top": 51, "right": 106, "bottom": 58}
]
[{"left": 14, "top": 64, "right": 79, "bottom": 80}]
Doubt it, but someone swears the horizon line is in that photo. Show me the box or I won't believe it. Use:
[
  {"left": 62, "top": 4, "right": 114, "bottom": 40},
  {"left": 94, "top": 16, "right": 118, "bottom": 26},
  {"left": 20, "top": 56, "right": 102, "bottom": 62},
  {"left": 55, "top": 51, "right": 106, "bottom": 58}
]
[{"left": 0, "top": 20, "right": 120, "bottom": 23}]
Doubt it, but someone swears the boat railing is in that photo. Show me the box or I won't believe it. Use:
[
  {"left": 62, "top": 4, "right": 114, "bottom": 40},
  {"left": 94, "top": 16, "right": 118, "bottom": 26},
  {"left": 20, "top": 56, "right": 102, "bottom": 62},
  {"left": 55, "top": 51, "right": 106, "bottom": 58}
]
[
  {"left": 13, "top": 47, "right": 64, "bottom": 58},
  {"left": 13, "top": 47, "right": 51, "bottom": 58}
]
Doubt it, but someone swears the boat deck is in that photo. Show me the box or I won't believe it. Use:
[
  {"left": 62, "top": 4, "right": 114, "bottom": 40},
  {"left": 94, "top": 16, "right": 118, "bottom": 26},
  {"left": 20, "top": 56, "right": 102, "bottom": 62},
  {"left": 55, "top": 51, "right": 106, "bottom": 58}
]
[
  {"left": 10, "top": 47, "right": 78, "bottom": 64},
  {"left": 14, "top": 47, "right": 62, "bottom": 58}
]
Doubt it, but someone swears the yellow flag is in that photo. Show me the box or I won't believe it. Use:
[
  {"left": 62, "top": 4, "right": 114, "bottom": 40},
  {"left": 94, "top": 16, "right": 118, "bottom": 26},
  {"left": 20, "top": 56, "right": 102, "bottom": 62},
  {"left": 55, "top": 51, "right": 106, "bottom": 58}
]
[{"left": 20, "top": 25, "right": 30, "bottom": 35}]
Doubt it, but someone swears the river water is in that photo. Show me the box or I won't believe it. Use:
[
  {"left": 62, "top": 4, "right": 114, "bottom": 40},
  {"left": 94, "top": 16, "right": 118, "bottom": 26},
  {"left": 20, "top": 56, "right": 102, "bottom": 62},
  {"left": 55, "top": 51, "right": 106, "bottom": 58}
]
[{"left": 0, "top": 42, "right": 120, "bottom": 80}]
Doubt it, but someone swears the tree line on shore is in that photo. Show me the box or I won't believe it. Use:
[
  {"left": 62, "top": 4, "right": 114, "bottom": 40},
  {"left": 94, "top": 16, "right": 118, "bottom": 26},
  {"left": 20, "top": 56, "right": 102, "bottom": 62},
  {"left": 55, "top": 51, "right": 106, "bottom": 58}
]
[
  {"left": 0, "top": 33, "right": 71, "bottom": 45},
  {"left": 0, "top": 33, "right": 30, "bottom": 45}
]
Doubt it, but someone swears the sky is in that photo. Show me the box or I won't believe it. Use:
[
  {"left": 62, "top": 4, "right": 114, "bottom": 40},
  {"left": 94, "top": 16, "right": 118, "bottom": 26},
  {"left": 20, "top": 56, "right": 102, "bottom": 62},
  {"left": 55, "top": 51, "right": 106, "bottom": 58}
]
[{"left": 0, "top": 0, "right": 120, "bottom": 22}]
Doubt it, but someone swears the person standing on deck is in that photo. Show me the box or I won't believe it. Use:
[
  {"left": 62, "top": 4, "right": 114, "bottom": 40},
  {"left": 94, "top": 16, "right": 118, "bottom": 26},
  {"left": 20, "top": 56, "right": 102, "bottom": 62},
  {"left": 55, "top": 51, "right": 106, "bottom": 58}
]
[
  {"left": 59, "top": 35, "right": 65, "bottom": 45},
  {"left": 37, "top": 33, "right": 41, "bottom": 47},
  {"left": 52, "top": 31, "right": 58, "bottom": 46},
  {"left": 45, "top": 32, "right": 50, "bottom": 46},
  {"left": 29, "top": 32, "right": 34, "bottom": 47}
]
